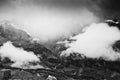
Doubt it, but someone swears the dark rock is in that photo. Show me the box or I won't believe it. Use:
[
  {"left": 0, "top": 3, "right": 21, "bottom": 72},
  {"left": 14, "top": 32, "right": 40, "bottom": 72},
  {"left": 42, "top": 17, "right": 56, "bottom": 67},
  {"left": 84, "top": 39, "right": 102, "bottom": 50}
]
[
  {"left": 112, "top": 40, "right": 120, "bottom": 52},
  {"left": 105, "top": 19, "right": 120, "bottom": 29},
  {"left": 0, "top": 69, "right": 11, "bottom": 80},
  {"left": 0, "top": 21, "right": 59, "bottom": 68}
]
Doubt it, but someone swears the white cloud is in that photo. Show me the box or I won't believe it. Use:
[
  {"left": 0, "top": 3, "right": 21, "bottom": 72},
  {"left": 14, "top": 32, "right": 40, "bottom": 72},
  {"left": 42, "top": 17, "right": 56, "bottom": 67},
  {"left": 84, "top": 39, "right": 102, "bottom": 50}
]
[{"left": 61, "top": 23, "right": 120, "bottom": 61}]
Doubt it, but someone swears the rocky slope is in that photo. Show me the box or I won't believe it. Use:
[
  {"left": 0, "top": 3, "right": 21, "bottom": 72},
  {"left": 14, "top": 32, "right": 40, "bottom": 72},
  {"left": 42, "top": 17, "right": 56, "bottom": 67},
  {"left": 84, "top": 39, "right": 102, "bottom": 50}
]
[{"left": 0, "top": 20, "right": 120, "bottom": 80}]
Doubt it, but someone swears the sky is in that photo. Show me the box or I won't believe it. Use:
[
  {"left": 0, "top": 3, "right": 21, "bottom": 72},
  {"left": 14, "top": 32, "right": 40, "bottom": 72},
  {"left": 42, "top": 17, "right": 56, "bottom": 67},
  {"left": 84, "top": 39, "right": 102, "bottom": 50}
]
[
  {"left": 0, "top": 0, "right": 120, "bottom": 18},
  {"left": 0, "top": 0, "right": 119, "bottom": 43}
]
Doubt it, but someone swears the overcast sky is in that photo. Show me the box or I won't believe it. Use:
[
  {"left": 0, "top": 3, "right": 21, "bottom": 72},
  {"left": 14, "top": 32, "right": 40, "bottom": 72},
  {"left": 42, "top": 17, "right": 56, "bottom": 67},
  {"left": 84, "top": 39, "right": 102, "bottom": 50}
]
[
  {"left": 0, "top": 0, "right": 120, "bottom": 43},
  {"left": 0, "top": 0, "right": 120, "bottom": 19}
]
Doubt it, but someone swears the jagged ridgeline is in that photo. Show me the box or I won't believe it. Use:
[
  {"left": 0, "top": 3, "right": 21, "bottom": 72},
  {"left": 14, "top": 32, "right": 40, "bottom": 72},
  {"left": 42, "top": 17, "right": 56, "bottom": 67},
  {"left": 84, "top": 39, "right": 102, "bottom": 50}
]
[
  {"left": 0, "top": 21, "right": 59, "bottom": 68},
  {"left": 0, "top": 20, "right": 120, "bottom": 80}
]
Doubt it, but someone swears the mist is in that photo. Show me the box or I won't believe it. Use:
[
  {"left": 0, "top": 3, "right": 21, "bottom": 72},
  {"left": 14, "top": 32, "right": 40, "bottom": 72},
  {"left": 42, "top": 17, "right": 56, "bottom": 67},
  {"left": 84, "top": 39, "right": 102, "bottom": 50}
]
[
  {"left": 0, "top": 41, "right": 42, "bottom": 68},
  {"left": 0, "top": 0, "right": 120, "bottom": 60},
  {"left": 61, "top": 23, "right": 120, "bottom": 61},
  {"left": 0, "top": 0, "right": 100, "bottom": 43}
]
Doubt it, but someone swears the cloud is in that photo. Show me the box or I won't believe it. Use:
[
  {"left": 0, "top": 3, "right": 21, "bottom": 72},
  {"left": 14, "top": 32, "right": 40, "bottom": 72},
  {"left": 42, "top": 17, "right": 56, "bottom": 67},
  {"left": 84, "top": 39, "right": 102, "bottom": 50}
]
[
  {"left": 61, "top": 22, "right": 120, "bottom": 61},
  {"left": 0, "top": 1, "right": 99, "bottom": 43},
  {"left": 0, "top": 41, "right": 42, "bottom": 68}
]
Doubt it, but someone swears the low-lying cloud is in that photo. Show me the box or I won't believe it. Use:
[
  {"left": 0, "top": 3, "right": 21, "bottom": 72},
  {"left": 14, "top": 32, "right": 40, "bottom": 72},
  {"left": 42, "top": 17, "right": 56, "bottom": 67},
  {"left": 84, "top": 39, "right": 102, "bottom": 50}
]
[
  {"left": 0, "top": 41, "right": 43, "bottom": 68},
  {"left": 61, "top": 23, "right": 120, "bottom": 61}
]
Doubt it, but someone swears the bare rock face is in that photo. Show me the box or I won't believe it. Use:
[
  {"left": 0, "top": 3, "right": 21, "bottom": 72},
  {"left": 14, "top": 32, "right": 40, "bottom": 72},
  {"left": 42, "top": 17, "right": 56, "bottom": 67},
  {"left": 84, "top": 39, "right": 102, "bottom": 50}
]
[
  {"left": 112, "top": 40, "right": 120, "bottom": 52},
  {"left": 0, "top": 21, "right": 60, "bottom": 68},
  {"left": 0, "top": 69, "right": 11, "bottom": 80},
  {"left": 0, "top": 22, "right": 30, "bottom": 42},
  {"left": 0, "top": 20, "right": 120, "bottom": 80},
  {"left": 0, "top": 21, "right": 53, "bottom": 54}
]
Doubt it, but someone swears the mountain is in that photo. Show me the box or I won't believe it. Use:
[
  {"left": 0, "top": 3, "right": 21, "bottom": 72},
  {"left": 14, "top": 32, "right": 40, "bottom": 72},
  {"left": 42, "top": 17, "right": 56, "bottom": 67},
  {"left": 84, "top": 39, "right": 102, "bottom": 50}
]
[
  {"left": 0, "top": 20, "right": 120, "bottom": 80},
  {"left": 0, "top": 21, "right": 60, "bottom": 68}
]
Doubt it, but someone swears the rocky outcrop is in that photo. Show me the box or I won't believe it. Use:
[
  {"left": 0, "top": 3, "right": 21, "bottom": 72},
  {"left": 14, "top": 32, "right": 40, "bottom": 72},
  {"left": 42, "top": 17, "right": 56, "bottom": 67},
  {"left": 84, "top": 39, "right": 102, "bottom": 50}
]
[
  {"left": 0, "top": 20, "right": 120, "bottom": 80},
  {"left": 0, "top": 21, "right": 60, "bottom": 69},
  {"left": 0, "top": 21, "right": 55, "bottom": 55}
]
